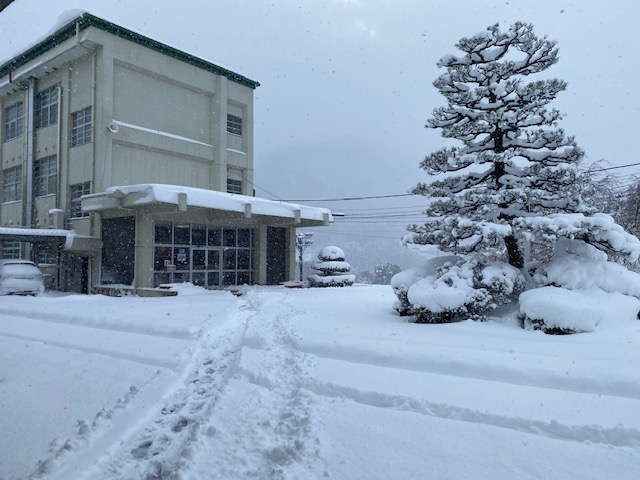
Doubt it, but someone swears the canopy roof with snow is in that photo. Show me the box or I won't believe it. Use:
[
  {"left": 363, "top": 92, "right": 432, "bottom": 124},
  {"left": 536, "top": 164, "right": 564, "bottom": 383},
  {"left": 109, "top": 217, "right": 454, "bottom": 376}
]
[{"left": 82, "top": 184, "right": 333, "bottom": 227}]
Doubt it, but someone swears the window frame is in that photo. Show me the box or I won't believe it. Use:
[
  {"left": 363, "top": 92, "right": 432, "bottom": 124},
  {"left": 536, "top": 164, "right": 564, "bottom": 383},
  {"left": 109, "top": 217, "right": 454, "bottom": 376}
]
[
  {"left": 3, "top": 165, "right": 22, "bottom": 203},
  {"left": 69, "top": 181, "right": 91, "bottom": 218},
  {"left": 226, "top": 114, "right": 242, "bottom": 136},
  {"left": 1, "top": 241, "right": 21, "bottom": 259},
  {"left": 33, "top": 155, "right": 57, "bottom": 197},
  {"left": 70, "top": 106, "right": 92, "bottom": 147},
  {"left": 4, "top": 102, "right": 24, "bottom": 141},
  {"left": 34, "top": 85, "right": 59, "bottom": 130},
  {"left": 226, "top": 178, "right": 243, "bottom": 194}
]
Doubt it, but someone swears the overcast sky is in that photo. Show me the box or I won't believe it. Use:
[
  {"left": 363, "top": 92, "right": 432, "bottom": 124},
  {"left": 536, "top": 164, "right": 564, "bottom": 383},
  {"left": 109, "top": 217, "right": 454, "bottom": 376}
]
[{"left": 1, "top": 0, "right": 638, "bottom": 265}]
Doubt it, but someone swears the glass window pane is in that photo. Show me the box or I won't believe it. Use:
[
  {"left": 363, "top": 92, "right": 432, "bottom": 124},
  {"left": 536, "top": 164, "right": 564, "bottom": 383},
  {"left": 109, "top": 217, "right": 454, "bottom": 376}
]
[
  {"left": 222, "top": 271, "right": 236, "bottom": 286},
  {"left": 174, "top": 224, "right": 190, "bottom": 244},
  {"left": 154, "top": 246, "right": 172, "bottom": 270},
  {"left": 154, "top": 273, "right": 171, "bottom": 287},
  {"left": 237, "top": 249, "right": 251, "bottom": 270},
  {"left": 237, "top": 271, "right": 250, "bottom": 285},
  {"left": 192, "top": 272, "right": 206, "bottom": 287},
  {"left": 237, "top": 229, "right": 251, "bottom": 247},
  {"left": 192, "top": 224, "right": 206, "bottom": 246},
  {"left": 208, "top": 271, "right": 220, "bottom": 287},
  {"left": 192, "top": 249, "right": 206, "bottom": 269},
  {"left": 223, "top": 228, "right": 236, "bottom": 247},
  {"left": 207, "top": 227, "right": 221, "bottom": 246},
  {"left": 223, "top": 248, "right": 236, "bottom": 269},
  {"left": 174, "top": 247, "right": 189, "bottom": 270},
  {"left": 155, "top": 222, "right": 173, "bottom": 244},
  {"left": 207, "top": 250, "right": 220, "bottom": 270}
]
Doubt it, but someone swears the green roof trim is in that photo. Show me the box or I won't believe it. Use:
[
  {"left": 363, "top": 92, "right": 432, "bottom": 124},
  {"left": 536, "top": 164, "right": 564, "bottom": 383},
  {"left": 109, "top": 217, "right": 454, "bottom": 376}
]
[{"left": 0, "top": 13, "right": 260, "bottom": 89}]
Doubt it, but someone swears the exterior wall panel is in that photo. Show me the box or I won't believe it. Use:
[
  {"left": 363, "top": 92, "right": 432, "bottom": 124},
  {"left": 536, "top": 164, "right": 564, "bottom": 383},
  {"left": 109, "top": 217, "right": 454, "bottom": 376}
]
[
  {"left": 113, "top": 62, "right": 213, "bottom": 144},
  {"left": 111, "top": 143, "right": 210, "bottom": 188}
]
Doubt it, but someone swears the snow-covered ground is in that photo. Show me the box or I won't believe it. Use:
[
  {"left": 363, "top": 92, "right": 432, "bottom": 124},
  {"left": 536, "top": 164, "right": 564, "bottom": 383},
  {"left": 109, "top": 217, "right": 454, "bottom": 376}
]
[{"left": 0, "top": 284, "right": 638, "bottom": 479}]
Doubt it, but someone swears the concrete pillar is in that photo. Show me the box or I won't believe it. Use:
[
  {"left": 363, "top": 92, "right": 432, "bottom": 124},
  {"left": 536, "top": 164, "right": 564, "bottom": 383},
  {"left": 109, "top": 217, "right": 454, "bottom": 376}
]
[
  {"left": 134, "top": 213, "right": 154, "bottom": 288},
  {"left": 256, "top": 223, "right": 268, "bottom": 284}
]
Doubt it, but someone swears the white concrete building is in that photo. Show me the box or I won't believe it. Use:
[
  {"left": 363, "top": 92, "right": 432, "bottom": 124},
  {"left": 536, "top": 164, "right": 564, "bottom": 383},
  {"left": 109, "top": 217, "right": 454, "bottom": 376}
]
[{"left": 0, "top": 13, "right": 330, "bottom": 293}]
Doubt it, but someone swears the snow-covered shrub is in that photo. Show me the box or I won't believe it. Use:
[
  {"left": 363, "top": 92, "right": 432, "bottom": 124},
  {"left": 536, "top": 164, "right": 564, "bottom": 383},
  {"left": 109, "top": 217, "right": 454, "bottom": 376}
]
[
  {"left": 519, "top": 238, "right": 640, "bottom": 334},
  {"left": 520, "top": 287, "right": 640, "bottom": 334},
  {"left": 392, "top": 256, "right": 524, "bottom": 323},
  {"left": 308, "top": 246, "right": 355, "bottom": 288},
  {"left": 391, "top": 256, "right": 461, "bottom": 317},
  {"left": 373, "top": 263, "right": 402, "bottom": 285}
]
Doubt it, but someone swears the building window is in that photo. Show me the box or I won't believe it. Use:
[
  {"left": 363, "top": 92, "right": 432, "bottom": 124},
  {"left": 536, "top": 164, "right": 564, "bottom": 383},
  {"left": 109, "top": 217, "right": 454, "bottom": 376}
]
[
  {"left": 4, "top": 102, "right": 24, "bottom": 141},
  {"left": 34, "top": 156, "right": 57, "bottom": 197},
  {"left": 69, "top": 182, "right": 91, "bottom": 218},
  {"left": 227, "top": 178, "right": 242, "bottom": 194},
  {"left": 34, "top": 85, "right": 59, "bottom": 129},
  {"left": 3, "top": 166, "right": 22, "bottom": 202},
  {"left": 36, "top": 246, "right": 59, "bottom": 266},
  {"left": 1, "top": 241, "right": 20, "bottom": 259},
  {"left": 71, "top": 106, "right": 92, "bottom": 146},
  {"left": 226, "top": 114, "right": 242, "bottom": 135}
]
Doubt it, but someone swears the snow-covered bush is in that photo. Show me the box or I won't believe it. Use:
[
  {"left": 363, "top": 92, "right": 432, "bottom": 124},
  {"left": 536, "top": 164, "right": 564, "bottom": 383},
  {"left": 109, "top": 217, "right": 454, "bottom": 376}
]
[
  {"left": 373, "top": 263, "right": 402, "bottom": 285},
  {"left": 519, "top": 238, "right": 640, "bottom": 333},
  {"left": 391, "top": 256, "right": 461, "bottom": 316},
  {"left": 308, "top": 246, "right": 355, "bottom": 288},
  {"left": 392, "top": 256, "right": 524, "bottom": 323},
  {"left": 520, "top": 287, "right": 640, "bottom": 335}
]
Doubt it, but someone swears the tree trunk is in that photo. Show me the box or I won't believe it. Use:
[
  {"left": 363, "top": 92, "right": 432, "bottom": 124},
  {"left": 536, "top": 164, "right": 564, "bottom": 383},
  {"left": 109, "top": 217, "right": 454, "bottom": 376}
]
[{"left": 504, "top": 234, "right": 524, "bottom": 269}]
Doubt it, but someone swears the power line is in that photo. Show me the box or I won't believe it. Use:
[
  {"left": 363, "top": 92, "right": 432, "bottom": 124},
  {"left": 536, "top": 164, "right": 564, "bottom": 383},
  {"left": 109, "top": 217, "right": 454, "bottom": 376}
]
[
  {"left": 599, "top": 162, "right": 640, "bottom": 171},
  {"left": 311, "top": 230, "right": 403, "bottom": 240},
  {"left": 280, "top": 193, "right": 417, "bottom": 202},
  {"left": 338, "top": 204, "right": 429, "bottom": 212},
  {"left": 335, "top": 212, "right": 425, "bottom": 219}
]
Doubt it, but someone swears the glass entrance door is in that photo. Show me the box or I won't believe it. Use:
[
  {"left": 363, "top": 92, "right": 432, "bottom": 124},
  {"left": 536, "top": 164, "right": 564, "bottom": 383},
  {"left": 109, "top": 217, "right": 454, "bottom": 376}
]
[
  {"left": 207, "top": 248, "right": 221, "bottom": 287},
  {"left": 191, "top": 248, "right": 206, "bottom": 287},
  {"left": 189, "top": 248, "right": 222, "bottom": 288}
]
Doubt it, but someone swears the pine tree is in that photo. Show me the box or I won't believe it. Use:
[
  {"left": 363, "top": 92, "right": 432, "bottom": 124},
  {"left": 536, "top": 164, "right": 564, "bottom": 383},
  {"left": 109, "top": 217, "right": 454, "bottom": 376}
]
[{"left": 409, "top": 22, "right": 584, "bottom": 268}]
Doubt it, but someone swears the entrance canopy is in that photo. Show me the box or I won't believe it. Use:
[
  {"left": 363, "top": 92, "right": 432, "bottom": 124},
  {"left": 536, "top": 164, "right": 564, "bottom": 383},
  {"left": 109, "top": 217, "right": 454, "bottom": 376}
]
[
  {"left": 82, "top": 184, "right": 333, "bottom": 227},
  {"left": 0, "top": 226, "right": 100, "bottom": 254}
]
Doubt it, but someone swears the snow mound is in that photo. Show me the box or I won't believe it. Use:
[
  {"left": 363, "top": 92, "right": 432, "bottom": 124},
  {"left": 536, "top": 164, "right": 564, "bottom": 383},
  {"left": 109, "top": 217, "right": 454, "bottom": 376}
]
[
  {"left": 308, "top": 274, "right": 356, "bottom": 288},
  {"left": 520, "top": 287, "right": 640, "bottom": 334},
  {"left": 313, "top": 260, "right": 351, "bottom": 273},
  {"left": 318, "top": 246, "right": 345, "bottom": 261},
  {"left": 520, "top": 238, "right": 640, "bottom": 334}
]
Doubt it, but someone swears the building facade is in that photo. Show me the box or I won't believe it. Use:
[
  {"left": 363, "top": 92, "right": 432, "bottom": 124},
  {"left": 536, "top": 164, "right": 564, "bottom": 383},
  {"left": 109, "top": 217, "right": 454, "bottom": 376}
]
[{"left": 0, "top": 13, "right": 330, "bottom": 293}]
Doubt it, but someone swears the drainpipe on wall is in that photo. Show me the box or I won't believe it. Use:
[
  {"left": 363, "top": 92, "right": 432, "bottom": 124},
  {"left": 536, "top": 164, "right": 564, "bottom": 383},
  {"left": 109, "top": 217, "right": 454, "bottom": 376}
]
[
  {"left": 55, "top": 85, "right": 62, "bottom": 210},
  {"left": 25, "top": 77, "right": 36, "bottom": 242}
]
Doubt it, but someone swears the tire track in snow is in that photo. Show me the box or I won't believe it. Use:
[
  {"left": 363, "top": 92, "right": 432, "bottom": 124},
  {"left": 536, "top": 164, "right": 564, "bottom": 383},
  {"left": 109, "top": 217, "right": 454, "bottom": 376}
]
[
  {"left": 50, "top": 299, "right": 253, "bottom": 480},
  {"left": 183, "top": 290, "right": 326, "bottom": 479},
  {"left": 296, "top": 341, "right": 640, "bottom": 401},
  {"left": 0, "top": 308, "right": 192, "bottom": 339},
  {"left": 302, "top": 377, "right": 640, "bottom": 449},
  {"left": 0, "top": 314, "right": 186, "bottom": 369}
]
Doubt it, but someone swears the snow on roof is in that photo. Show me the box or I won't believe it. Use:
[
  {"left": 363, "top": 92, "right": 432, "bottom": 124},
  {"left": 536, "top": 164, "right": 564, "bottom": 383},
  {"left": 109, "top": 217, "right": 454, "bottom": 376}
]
[
  {"left": 0, "top": 13, "right": 259, "bottom": 89},
  {"left": 83, "top": 184, "right": 333, "bottom": 223},
  {"left": 0, "top": 226, "right": 70, "bottom": 238},
  {"left": 0, "top": 226, "right": 77, "bottom": 250}
]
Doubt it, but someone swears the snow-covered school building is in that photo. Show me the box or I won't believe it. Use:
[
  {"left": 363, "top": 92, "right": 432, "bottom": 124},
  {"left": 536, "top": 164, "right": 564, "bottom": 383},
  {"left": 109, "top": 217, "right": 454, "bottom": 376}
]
[{"left": 0, "top": 13, "right": 331, "bottom": 293}]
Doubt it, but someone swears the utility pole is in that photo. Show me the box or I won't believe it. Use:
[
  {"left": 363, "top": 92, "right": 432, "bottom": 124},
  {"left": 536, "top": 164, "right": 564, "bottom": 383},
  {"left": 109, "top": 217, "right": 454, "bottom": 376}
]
[{"left": 295, "top": 232, "right": 314, "bottom": 282}]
